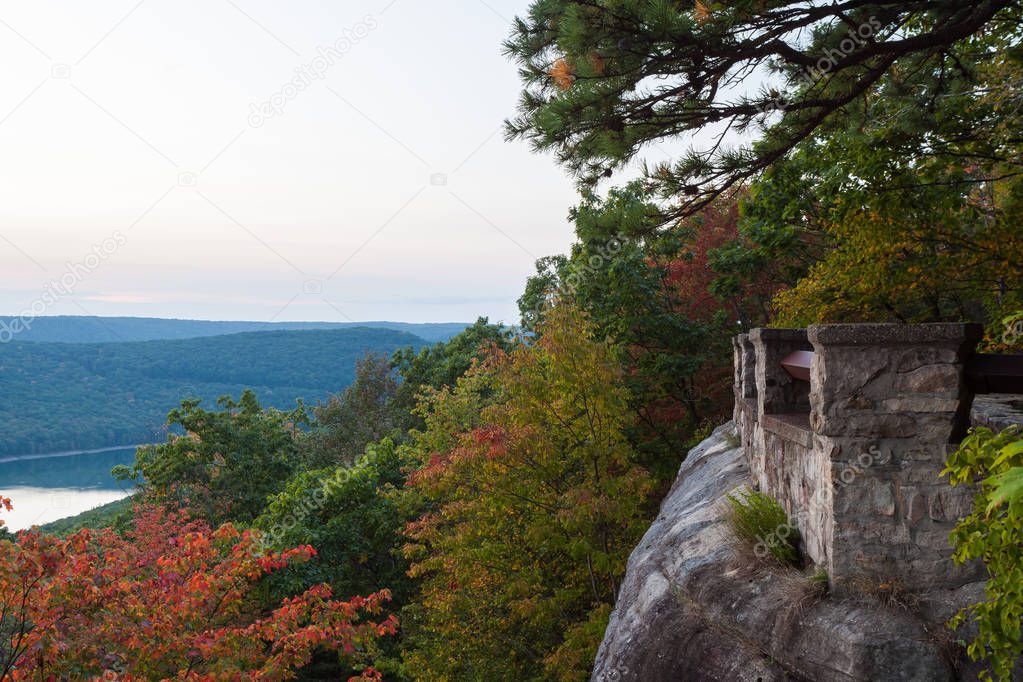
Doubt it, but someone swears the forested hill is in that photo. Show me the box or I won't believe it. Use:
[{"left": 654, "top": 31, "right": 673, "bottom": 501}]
[
  {"left": 0, "top": 327, "right": 426, "bottom": 456},
  {"left": 0, "top": 316, "right": 468, "bottom": 344}
]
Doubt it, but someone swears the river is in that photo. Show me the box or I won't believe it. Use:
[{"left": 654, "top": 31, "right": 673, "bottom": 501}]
[{"left": 0, "top": 446, "right": 138, "bottom": 531}]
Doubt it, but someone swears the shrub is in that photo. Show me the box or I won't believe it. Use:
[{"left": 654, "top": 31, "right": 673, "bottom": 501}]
[
  {"left": 726, "top": 488, "right": 801, "bottom": 566},
  {"left": 944, "top": 426, "right": 1023, "bottom": 681}
]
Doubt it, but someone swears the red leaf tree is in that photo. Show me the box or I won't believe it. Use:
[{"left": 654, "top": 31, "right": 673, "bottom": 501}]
[{"left": 0, "top": 500, "right": 396, "bottom": 680}]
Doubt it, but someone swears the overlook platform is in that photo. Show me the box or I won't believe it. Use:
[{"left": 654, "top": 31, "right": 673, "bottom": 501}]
[{"left": 733, "top": 323, "right": 1022, "bottom": 592}]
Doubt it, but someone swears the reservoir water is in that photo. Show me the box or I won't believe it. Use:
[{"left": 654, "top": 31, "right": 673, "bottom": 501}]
[{"left": 0, "top": 446, "right": 137, "bottom": 531}]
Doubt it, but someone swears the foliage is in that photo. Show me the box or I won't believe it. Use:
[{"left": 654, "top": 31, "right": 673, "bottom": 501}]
[
  {"left": 505, "top": 0, "right": 1018, "bottom": 219},
  {"left": 745, "top": 29, "right": 1023, "bottom": 325},
  {"left": 0, "top": 500, "right": 396, "bottom": 680},
  {"left": 944, "top": 426, "right": 1023, "bottom": 680},
  {"left": 300, "top": 353, "right": 402, "bottom": 468},
  {"left": 981, "top": 310, "right": 1023, "bottom": 353},
  {"left": 391, "top": 317, "right": 514, "bottom": 426},
  {"left": 507, "top": 0, "right": 1023, "bottom": 332},
  {"left": 400, "top": 304, "right": 653, "bottom": 681},
  {"left": 256, "top": 438, "right": 411, "bottom": 676},
  {"left": 0, "top": 327, "right": 425, "bottom": 456},
  {"left": 726, "top": 488, "right": 801, "bottom": 567},
  {"left": 519, "top": 185, "right": 769, "bottom": 474},
  {"left": 115, "top": 390, "right": 307, "bottom": 526}
]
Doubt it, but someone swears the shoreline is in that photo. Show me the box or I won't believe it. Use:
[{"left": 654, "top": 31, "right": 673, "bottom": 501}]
[{"left": 0, "top": 444, "right": 149, "bottom": 465}]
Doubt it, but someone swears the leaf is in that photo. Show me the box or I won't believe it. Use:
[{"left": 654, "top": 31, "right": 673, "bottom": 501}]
[{"left": 986, "top": 466, "right": 1023, "bottom": 515}]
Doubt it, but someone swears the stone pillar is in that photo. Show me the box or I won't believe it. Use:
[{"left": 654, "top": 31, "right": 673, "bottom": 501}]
[
  {"left": 807, "top": 323, "right": 983, "bottom": 592},
  {"left": 750, "top": 328, "right": 812, "bottom": 416},
  {"left": 733, "top": 334, "right": 759, "bottom": 469},
  {"left": 732, "top": 335, "right": 744, "bottom": 410},
  {"left": 739, "top": 334, "right": 757, "bottom": 402}
]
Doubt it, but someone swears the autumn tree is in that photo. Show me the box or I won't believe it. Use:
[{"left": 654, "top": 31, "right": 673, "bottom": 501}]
[
  {"left": 400, "top": 304, "right": 653, "bottom": 681},
  {"left": 519, "top": 184, "right": 772, "bottom": 473},
  {"left": 0, "top": 500, "right": 396, "bottom": 680}
]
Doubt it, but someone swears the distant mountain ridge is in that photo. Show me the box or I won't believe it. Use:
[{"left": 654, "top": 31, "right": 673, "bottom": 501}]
[
  {"left": 0, "top": 315, "right": 469, "bottom": 344},
  {"left": 0, "top": 327, "right": 427, "bottom": 456}
]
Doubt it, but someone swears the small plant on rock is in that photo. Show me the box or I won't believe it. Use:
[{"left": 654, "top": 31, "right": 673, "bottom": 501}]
[{"left": 726, "top": 488, "right": 801, "bottom": 567}]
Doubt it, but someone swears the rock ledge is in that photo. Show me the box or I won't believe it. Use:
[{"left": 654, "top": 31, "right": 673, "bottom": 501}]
[{"left": 592, "top": 422, "right": 984, "bottom": 682}]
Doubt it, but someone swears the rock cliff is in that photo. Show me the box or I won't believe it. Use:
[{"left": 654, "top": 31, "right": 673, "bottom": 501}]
[{"left": 592, "top": 422, "right": 989, "bottom": 682}]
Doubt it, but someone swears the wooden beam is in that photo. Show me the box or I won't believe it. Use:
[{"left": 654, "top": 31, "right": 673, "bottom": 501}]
[{"left": 966, "top": 354, "right": 1023, "bottom": 394}]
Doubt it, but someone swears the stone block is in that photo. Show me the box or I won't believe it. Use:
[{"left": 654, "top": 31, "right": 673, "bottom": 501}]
[
  {"left": 927, "top": 487, "right": 973, "bottom": 522},
  {"left": 895, "top": 364, "right": 961, "bottom": 393},
  {"left": 906, "top": 493, "right": 927, "bottom": 526},
  {"left": 894, "top": 347, "right": 959, "bottom": 372},
  {"left": 872, "top": 481, "right": 896, "bottom": 516}
]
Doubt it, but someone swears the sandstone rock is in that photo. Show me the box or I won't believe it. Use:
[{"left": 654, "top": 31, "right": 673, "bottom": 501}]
[
  {"left": 970, "top": 394, "right": 1023, "bottom": 433},
  {"left": 896, "top": 364, "right": 961, "bottom": 393},
  {"left": 872, "top": 480, "right": 896, "bottom": 516}
]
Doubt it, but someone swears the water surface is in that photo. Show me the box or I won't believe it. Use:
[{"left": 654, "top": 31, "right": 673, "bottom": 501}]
[{"left": 0, "top": 447, "right": 136, "bottom": 530}]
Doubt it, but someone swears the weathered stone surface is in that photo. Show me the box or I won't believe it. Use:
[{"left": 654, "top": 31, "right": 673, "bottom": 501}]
[
  {"left": 907, "top": 493, "right": 927, "bottom": 525},
  {"left": 736, "top": 322, "right": 987, "bottom": 592},
  {"left": 807, "top": 323, "right": 983, "bottom": 347},
  {"left": 928, "top": 487, "right": 973, "bottom": 522},
  {"left": 971, "top": 394, "right": 1023, "bottom": 433},
  {"left": 592, "top": 424, "right": 966, "bottom": 682},
  {"left": 896, "top": 364, "right": 962, "bottom": 393},
  {"left": 872, "top": 480, "right": 896, "bottom": 516}
]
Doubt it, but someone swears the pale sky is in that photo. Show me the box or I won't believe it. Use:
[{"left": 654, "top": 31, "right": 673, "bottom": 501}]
[{"left": 0, "top": 0, "right": 594, "bottom": 324}]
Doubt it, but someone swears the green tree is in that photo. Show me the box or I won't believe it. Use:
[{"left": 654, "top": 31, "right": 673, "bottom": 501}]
[
  {"left": 505, "top": 0, "right": 1019, "bottom": 219},
  {"left": 301, "top": 353, "right": 401, "bottom": 468},
  {"left": 391, "top": 317, "right": 513, "bottom": 426},
  {"left": 745, "top": 34, "right": 1023, "bottom": 324},
  {"left": 115, "top": 390, "right": 306, "bottom": 525},
  {"left": 256, "top": 437, "right": 411, "bottom": 678}
]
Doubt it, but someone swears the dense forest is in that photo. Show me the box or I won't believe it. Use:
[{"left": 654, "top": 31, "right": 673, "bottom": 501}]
[
  {"left": 0, "top": 327, "right": 427, "bottom": 455},
  {"left": 2, "top": 1, "right": 1023, "bottom": 680},
  {"left": 0, "top": 316, "right": 467, "bottom": 344}
]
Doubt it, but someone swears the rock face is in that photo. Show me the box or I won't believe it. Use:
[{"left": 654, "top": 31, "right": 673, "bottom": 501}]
[{"left": 592, "top": 422, "right": 985, "bottom": 682}]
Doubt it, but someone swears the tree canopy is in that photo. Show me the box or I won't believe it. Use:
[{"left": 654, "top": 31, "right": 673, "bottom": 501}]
[{"left": 506, "top": 0, "right": 1021, "bottom": 220}]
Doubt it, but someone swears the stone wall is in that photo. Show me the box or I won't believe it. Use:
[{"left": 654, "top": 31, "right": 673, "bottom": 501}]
[{"left": 734, "top": 323, "right": 987, "bottom": 592}]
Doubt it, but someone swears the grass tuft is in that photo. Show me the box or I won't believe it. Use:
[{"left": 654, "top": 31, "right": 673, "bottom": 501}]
[{"left": 726, "top": 488, "right": 801, "bottom": 566}]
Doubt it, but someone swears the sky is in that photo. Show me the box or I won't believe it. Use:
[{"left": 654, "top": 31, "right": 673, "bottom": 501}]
[{"left": 0, "top": 0, "right": 600, "bottom": 325}]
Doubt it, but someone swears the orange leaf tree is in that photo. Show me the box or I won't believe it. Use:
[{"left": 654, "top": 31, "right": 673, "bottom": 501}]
[{"left": 0, "top": 501, "right": 396, "bottom": 680}]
